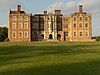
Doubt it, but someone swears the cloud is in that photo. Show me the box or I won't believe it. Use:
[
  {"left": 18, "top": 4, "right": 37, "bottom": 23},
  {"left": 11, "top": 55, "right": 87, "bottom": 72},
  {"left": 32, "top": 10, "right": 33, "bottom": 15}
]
[{"left": 47, "top": 0, "right": 100, "bottom": 16}]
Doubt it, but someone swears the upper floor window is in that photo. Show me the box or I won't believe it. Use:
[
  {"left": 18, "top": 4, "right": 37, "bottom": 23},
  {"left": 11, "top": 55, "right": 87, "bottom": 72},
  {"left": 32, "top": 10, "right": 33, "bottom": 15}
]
[
  {"left": 18, "top": 22, "right": 23, "bottom": 29},
  {"left": 65, "top": 31, "right": 68, "bottom": 36},
  {"left": 74, "top": 23, "right": 77, "bottom": 28},
  {"left": 18, "top": 15, "right": 23, "bottom": 21},
  {"left": 79, "top": 23, "right": 82, "bottom": 28},
  {"left": 85, "top": 23, "right": 89, "bottom": 28},
  {"left": 12, "top": 22, "right": 17, "bottom": 29},
  {"left": 65, "top": 24, "right": 68, "bottom": 28},
  {"left": 74, "top": 17, "right": 76, "bottom": 21},
  {"left": 24, "top": 16, "right": 28, "bottom": 21},
  {"left": 24, "top": 22, "right": 28, "bottom": 29},
  {"left": 12, "top": 15, "right": 17, "bottom": 21},
  {"left": 79, "top": 17, "right": 83, "bottom": 21},
  {"left": 85, "top": 16, "right": 88, "bottom": 21}
]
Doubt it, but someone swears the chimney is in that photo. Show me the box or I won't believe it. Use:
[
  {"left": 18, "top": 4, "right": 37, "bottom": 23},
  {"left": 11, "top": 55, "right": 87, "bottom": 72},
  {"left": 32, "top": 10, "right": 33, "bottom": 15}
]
[
  {"left": 79, "top": 5, "right": 83, "bottom": 13},
  {"left": 44, "top": 11, "right": 47, "bottom": 15},
  {"left": 17, "top": 5, "right": 21, "bottom": 12},
  {"left": 55, "top": 10, "right": 61, "bottom": 15}
]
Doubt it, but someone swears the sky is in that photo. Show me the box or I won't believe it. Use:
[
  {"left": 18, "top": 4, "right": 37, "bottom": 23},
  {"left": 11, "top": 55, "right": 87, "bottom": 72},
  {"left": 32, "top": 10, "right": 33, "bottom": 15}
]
[{"left": 0, "top": 0, "right": 100, "bottom": 36}]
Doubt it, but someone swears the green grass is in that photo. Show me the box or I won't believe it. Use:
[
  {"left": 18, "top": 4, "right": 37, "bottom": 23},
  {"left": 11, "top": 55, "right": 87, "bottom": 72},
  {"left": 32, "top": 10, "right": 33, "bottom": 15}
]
[{"left": 0, "top": 41, "right": 100, "bottom": 75}]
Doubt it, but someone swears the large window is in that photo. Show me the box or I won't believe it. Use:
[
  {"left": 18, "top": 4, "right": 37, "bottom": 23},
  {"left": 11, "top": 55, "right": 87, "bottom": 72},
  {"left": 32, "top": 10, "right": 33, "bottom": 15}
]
[
  {"left": 79, "top": 23, "right": 82, "bottom": 28},
  {"left": 65, "top": 32, "right": 68, "bottom": 36},
  {"left": 64, "top": 24, "right": 68, "bottom": 28},
  {"left": 24, "top": 16, "right": 28, "bottom": 21},
  {"left": 85, "top": 23, "right": 89, "bottom": 28},
  {"left": 12, "top": 31, "right": 16, "bottom": 38},
  {"left": 18, "top": 31, "right": 23, "bottom": 38},
  {"left": 12, "top": 22, "right": 17, "bottom": 29},
  {"left": 74, "top": 23, "right": 77, "bottom": 28},
  {"left": 74, "top": 32, "right": 77, "bottom": 37},
  {"left": 18, "top": 22, "right": 23, "bottom": 29},
  {"left": 24, "top": 22, "right": 28, "bottom": 29},
  {"left": 85, "top": 16, "right": 88, "bottom": 21},
  {"left": 12, "top": 15, "right": 17, "bottom": 21},
  {"left": 85, "top": 31, "right": 89, "bottom": 37},
  {"left": 79, "top": 17, "right": 83, "bottom": 21},
  {"left": 18, "top": 15, "right": 23, "bottom": 21},
  {"left": 24, "top": 31, "right": 28, "bottom": 38},
  {"left": 74, "top": 17, "right": 76, "bottom": 21}
]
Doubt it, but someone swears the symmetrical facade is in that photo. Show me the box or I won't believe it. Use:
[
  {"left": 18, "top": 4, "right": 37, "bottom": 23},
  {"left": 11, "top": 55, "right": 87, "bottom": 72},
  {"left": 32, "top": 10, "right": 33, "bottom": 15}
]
[
  {"left": 8, "top": 5, "right": 31, "bottom": 42},
  {"left": 8, "top": 5, "right": 92, "bottom": 42}
]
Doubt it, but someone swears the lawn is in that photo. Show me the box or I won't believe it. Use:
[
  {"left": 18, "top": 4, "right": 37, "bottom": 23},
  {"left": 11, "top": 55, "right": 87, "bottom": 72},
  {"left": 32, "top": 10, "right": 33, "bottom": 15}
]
[{"left": 0, "top": 41, "right": 100, "bottom": 75}]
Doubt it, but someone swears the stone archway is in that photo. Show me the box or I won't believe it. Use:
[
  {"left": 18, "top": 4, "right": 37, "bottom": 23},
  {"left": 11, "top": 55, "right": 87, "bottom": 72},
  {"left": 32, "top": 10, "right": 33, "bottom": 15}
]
[
  {"left": 57, "top": 34, "right": 61, "bottom": 41},
  {"left": 49, "top": 34, "right": 53, "bottom": 39},
  {"left": 40, "top": 34, "right": 44, "bottom": 40}
]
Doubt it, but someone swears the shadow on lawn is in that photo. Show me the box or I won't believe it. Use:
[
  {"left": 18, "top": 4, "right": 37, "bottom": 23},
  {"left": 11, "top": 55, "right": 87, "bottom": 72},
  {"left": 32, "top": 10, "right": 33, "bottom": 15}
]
[
  {"left": 0, "top": 60, "right": 100, "bottom": 75},
  {"left": 0, "top": 44, "right": 100, "bottom": 65}
]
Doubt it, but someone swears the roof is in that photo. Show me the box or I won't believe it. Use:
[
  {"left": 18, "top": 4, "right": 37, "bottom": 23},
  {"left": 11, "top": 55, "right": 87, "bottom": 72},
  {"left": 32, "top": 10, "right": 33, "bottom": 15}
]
[{"left": 10, "top": 10, "right": 27, "bottom": 14}]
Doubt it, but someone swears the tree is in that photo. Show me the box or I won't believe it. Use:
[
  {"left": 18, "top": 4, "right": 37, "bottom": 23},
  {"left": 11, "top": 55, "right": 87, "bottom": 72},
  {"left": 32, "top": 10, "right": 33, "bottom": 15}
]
[{"left": 0, "top": 27, "right": 8, "bottom": 42}]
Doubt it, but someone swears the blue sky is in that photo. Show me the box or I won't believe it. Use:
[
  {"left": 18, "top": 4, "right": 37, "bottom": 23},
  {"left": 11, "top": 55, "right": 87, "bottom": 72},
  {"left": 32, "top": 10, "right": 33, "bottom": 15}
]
[{"left": 0, "top": 0, "right": 100, "bottom": 36}]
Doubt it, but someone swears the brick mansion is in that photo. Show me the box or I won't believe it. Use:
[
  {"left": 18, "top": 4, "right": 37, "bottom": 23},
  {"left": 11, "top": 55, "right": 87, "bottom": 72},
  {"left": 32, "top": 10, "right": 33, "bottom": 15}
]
[{"left": 8, "top": 5, "right": 92, "bottom": 42}]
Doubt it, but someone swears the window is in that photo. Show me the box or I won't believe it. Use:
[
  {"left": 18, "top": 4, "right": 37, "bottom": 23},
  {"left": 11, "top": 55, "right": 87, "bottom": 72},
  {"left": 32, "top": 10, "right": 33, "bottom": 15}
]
[
  {"left": 12, "top": 22, "right": 17, "bottom": 29},
  {"left": 79, "top": 23, "right": 82, "bottom": 28},
  {"left": 74, "top": 32, "right": 77, "bottom": 37},
  {"left": 65, "top": 32, "right": 68, "bottom": 36},
  {"left": 85, "top": 17, "right": 88, "bottom": 21},
  {"left": 80, "top": 32, "right": 83, "bottom": 36},
  {"left": 85, "top": 23, "right": 88, "bottom": 28},
  {"left": 18, "top": 15, "right": 23, "bottom": 21},
  {"left": 65, "top": 24, "right": 68, "bottom": 28},
  {"left": 18, "top": 31, "right": 23, "bottom": 38},
  {"left": 12, "top": 15, "right": 17, "bottom": 21},
  {"left": 80, "top": 17, "right": 83, "bottom": 21},
  {"left": 18, "top": 22, "right": 23, "bottom": 29},
  {"left": 24, "top": 31, "right": 28, "bottom": 38},
  {"left": 12, "top": 31, "right": 16, "bottom": 38},
  {"left": 74, "top": 23, "right": 77, "bottom": 28},
  {"left": 74, "top": 17, "right": 76, "bottom": 21},
  {"left": 24, "top": 22, "right": 28, "bottom": 29},
  {"left": 85, "top": 31, "right": 88, "bottom": 36},
  {"left": 24, "top": 16, "right": 28, "bottom": 21}
]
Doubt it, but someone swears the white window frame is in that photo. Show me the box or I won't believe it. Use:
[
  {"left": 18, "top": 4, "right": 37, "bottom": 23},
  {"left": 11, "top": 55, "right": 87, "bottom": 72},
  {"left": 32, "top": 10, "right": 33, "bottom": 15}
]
[
  {"left": 12, "top": 31, "right": 16, "bottom": 38},
  {"left": 24, "top": 16, "right": 28, "bottom": 21},
  {"left": 18, "top": 22, "right": 23, "bottom": 29},
  {"left": 24, "top": 31, "right": 28, "bottom": 38},
  {"left": 12, "top": 22, "right": 17, "bottom": 29},
  {"left": 18, "top": 31, "right": 23, "bottom": 38},
  {"left": 24, "top": 22, "right": 28, "bottom": 29}
]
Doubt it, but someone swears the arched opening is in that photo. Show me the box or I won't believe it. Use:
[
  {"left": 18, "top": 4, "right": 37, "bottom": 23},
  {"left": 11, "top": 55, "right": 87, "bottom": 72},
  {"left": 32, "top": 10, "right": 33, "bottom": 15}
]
[
  {"left": 33, "top": 32, "right": 38, "bottom": 41},
  {"left": 40, "top": 34, "right": 44, "bottom": 40},
  {"left": 49, "top": 34, "right": 53, "bottom": 39},
  {"left": 57, "top": 34, "right": 61, "bottom": 41}
]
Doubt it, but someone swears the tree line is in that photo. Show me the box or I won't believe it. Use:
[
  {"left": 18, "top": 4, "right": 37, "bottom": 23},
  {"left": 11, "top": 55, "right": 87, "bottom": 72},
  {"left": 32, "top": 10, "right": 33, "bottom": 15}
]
[{"left": 0, "top": 27, "right": 8, "bottom": 42}]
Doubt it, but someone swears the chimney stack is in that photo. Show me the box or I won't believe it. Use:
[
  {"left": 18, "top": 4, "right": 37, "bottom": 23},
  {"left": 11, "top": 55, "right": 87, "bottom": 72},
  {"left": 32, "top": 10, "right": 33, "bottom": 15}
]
[
  {"left": 55, "top": 10, "right": 61, "bottom": 15},
  {"left": 17, "top": 5, "right": 21, "bottom": 12},
  {"left": 44, "top": 11, "right": 47, "bottom": 15},
  {"left": 79, "top": 5, "right": 83, "bottom": 13}
]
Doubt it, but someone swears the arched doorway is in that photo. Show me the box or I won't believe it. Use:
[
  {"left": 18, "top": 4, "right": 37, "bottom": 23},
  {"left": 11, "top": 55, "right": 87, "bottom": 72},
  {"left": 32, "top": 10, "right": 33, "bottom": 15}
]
[
  {"left": 49, "top": 34, "right": 53, "bottom": 39},
  {"left": 40, "top": 34, "right": 44, "bottom": 40},
  {"left": 33, "top": 32, "right": 38, "bottom": 41},
  {"left": 57, "top": 34, "right": 61, "bottom": 41}
]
